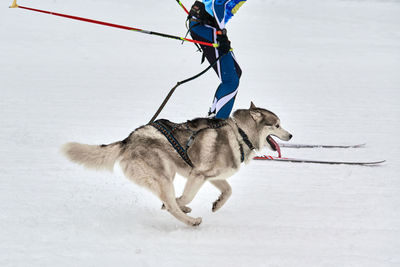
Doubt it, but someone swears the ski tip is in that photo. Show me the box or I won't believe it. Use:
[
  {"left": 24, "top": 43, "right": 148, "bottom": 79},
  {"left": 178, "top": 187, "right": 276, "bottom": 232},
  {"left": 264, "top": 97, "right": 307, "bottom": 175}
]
[
  {"left": 364, "top": 160, "right": 386, "bottom": 165},
  {"left": 9, "top": 0, "right": 18, "bottom": 8},
  {"left": 352, "top": 143, "right": 367, "bottom": 148}
]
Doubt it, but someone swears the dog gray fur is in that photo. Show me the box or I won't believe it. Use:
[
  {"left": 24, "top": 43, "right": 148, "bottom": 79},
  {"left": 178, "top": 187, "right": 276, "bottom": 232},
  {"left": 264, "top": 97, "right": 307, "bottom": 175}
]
[{"left": 62, "top": 102, "right": 292, "bottom": 226}]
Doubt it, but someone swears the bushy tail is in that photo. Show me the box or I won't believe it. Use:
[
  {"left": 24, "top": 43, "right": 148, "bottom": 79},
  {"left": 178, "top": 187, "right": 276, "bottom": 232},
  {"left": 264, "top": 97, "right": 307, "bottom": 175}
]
[{"left": 62, "top": 141, "right": 122, "bottom": 172}]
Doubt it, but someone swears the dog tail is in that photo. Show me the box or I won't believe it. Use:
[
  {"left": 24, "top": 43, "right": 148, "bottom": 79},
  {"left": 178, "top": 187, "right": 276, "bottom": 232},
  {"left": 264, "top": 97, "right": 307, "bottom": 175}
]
[{"left": 61, "top": 141, "right": 122, "bottom": 172}]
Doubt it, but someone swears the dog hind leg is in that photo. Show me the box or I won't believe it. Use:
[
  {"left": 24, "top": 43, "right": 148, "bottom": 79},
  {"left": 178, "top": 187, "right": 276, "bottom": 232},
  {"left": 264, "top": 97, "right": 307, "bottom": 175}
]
[
  {"left": 209, "top": 180, "right": 232, "bottom": 212},
  {"left": 120, "top": 159, "right": 202, "bottom": 226}
]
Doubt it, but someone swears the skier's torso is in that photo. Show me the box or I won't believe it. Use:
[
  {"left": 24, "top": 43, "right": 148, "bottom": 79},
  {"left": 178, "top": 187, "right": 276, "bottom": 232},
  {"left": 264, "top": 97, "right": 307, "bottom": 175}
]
[{"left": 202, "top": 0, "right": 246, "bottom": 28}]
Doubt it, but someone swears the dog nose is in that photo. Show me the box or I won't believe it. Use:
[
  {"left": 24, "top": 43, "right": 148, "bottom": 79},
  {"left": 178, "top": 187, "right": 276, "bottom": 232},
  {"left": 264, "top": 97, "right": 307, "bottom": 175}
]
[{"left": 288, "top": 134, "right": 293, "bottom": 140}]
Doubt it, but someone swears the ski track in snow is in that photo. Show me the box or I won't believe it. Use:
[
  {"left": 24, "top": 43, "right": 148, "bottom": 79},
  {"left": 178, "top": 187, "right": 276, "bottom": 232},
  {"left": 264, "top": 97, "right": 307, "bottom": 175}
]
[{"left": 1, "top": 0, "right": 399, "bottom": 266}]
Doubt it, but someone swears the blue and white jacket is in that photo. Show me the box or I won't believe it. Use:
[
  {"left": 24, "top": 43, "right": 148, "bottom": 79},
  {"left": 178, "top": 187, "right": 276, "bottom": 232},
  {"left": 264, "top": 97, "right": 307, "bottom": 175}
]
[{"left": 202, "top": 0, "right": 246, "bottom": 29}]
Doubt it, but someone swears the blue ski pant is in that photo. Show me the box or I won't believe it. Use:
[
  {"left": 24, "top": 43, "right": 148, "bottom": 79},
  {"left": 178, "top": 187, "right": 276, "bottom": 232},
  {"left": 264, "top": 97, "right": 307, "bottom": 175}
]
[{"left": 189, "top": 21, "right": 242, "bottom": 119}]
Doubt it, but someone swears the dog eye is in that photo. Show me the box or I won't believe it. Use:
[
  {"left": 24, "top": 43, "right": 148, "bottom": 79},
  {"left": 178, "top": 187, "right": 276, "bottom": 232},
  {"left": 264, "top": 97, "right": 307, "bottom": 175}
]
[{"left": 276, "top": 124, "right": 280, "bottom": 128}]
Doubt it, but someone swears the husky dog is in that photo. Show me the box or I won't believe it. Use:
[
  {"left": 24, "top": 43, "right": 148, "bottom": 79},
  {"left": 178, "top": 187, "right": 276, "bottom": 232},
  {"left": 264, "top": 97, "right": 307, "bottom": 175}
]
[{"left": 62, "top": 102, "right": 292, "bottom": 226}]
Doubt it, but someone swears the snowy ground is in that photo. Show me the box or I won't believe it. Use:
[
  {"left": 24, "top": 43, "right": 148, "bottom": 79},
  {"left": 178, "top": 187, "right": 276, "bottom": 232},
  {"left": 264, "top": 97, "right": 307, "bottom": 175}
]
[{"left": 1, "top": 0, "right": 400, "bottom": 266}]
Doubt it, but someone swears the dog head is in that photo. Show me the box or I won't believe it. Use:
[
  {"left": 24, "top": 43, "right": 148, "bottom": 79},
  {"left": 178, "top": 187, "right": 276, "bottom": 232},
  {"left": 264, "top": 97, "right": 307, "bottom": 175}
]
[{"left": 233, "top": 102, "right": 292, "bottom": 151}]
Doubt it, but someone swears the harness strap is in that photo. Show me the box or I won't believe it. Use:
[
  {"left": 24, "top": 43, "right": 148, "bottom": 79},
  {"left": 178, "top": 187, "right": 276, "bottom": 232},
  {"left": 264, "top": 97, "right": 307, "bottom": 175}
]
[
  {"left": 184, "top": 21, "right": 203, "bottom": 53},
  {"left": 151, "top": 121, "right": 194, "bottom": 167},
  {"left": 231, "top": 118, "right": 256, "bottom": 163},
  {"left": 237, "top": 127, "right": 255, "bottom": 151},
  {"left": 187, "top": 1, "right": 219, "bottom": 29},
  {"left": 151, "top": 118, "right": 231, "bottom": 166},
  {"left": 239, "top": 143, "right": 245, "bottom": 163}
]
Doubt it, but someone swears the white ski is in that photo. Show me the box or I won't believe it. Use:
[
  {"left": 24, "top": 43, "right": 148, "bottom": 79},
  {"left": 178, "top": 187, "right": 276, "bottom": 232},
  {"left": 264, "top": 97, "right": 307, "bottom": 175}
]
[
  {"left": 278, "top": 143, "right": 366, "bottom": 149},
  {"left": 253, "top": 155, "right": 385, "bottom": 166}
]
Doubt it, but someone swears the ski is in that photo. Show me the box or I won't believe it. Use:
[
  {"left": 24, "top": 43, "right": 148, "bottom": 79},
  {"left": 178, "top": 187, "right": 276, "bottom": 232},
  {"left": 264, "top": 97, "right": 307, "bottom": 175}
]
[
  {"left": 278, "top": 143, "right": 366, "bottom": 149},
  {"left": 253, "top": 155, "right": 385, "bottom": 166}
]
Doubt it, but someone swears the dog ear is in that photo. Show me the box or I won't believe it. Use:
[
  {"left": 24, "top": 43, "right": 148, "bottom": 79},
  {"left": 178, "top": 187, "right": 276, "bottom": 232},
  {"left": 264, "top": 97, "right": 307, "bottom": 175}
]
[
  {"left": 250, "top": 101, "right": 257, "bottom": 109},
  {"left": 250, "top": 109, "right": 262, "bottom": 121}
]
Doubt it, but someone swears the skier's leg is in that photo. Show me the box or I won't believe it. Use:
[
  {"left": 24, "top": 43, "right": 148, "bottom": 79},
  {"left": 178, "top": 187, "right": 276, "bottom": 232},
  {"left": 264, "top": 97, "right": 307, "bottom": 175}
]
[
  {"left": 190, "top": 23, "right": 242, "bottom": 118},
  {"left": 210, "top": 51, "right": 241, "bottom": 119}
]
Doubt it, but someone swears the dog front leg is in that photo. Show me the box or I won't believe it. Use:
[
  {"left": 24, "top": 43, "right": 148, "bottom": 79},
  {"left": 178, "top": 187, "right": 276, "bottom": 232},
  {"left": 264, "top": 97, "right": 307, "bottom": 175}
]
[
  {"left": 209, "top": 180, "right": 232, "bottom": 212},
  {"left": 175, "top": 177, "right": 205, "bottom": 213},
  {"left": 161, "top": 177, "right": 205, "bottom": 213},
  {"left": 159, "top": 180, "right": 202, "bottom": 226}
]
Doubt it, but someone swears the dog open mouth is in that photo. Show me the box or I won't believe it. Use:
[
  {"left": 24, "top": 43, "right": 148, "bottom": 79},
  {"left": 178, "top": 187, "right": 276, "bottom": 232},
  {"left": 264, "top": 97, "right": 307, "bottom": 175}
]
[
  {"left": 267, "top": 135, "right": 282, "bottom": 157},
  {"left": 267, "top": 135, "right": 279, "bottom": 151}
]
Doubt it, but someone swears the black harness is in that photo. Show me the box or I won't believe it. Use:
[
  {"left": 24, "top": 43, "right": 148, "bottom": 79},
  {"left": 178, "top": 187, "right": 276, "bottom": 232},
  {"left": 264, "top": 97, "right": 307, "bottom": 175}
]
[
  {"left": 187, "top": 1, "right": 219, "bottom": 29},
  {"left": 151, "top": 120, "right": 194, "bottom": 167},
  {"left": 237, "top": 126, "right": 255, "bottom": 162},
  {"left": 186, "top": 0, "right": 223, "bottom": 64},
  {"left": 151, "top": 119, "right": 227, "bottom": 168},
  {"left": 151, "top": 118, "right": 254, "bottom": 167}
]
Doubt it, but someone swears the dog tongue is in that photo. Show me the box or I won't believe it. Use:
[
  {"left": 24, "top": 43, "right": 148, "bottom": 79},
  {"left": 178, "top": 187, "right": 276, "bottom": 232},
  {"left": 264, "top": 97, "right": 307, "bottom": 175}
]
[{"left": 267, "top": 136, "right": 282, "bottom": 158}]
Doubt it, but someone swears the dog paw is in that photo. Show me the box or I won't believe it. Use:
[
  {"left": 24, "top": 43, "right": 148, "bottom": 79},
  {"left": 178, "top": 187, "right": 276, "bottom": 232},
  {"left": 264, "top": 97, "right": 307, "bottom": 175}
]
[
  {"left": 212, "top": 202, "right": 219, "bottom": 212},
  {"left": 191, "top": 217, "right": 202, "bottom": 226},
  {"left": 180, "top": 206, "right": 192, "bottom": 214},
  {"left": 212, "top": 199, "right": 222, "bottom": 212},
  {"left": 161, "top": 204, "right": 192, "bottom": 214}
]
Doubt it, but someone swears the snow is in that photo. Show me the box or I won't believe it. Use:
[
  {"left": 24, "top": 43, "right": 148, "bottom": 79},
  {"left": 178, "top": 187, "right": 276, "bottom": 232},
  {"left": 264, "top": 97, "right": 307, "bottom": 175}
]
[{"left": 1, "top": 0, "right": 399, "bottom": 266}]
